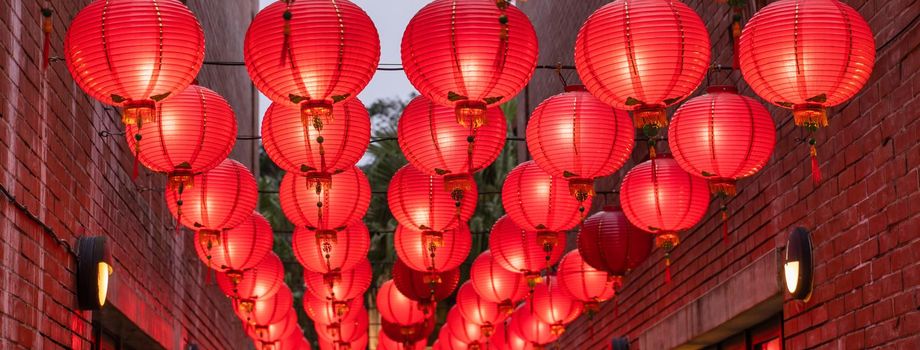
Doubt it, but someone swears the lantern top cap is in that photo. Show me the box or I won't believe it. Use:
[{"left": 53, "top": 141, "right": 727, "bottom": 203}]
[
  {"left": 565, "top": 85, "right": 587, "bottom": 92},
  {"left": 706, "top": 85, "right": 738, "bottom": 94}
]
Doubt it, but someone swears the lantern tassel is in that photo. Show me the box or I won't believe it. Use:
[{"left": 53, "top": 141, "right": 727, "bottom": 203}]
[
  {"left": 280, "top": 8, "right": 292, "bottom": 67},
  {"left": 664, "top": 253, "right": 672, "bottom": 284},
  {"left": 42, "top": 8, "right": 52, "bottom": 71},
  {"left": 132, "top": 136, "right": 140, "bottom": 180},
  {"left": 720, "top": 196, "right": 729, "bottom": 245},
  {"left": 810, "top": 143, "right": 821, "bottom": 184}
]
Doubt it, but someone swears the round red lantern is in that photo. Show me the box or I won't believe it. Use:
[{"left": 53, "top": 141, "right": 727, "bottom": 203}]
[
  {"left": 303, "top": 293, "right": 363, "bottom": 326},
  {"left": 381, "top": 318, "right": 436, "bottom": 347},
  {"left": 304, "top": 259, "right": 372, "bottom": 302},
  {"left": 489, "top": 215, "right": 566, "bottom": 285},
  {"left": 525, "top": 86, "right": 634, "bottom": 206},
  {"left": 378, "top": 330, "right": 426, "bottom": 350},
  {"left": 401, "top": 0, "right": 538, "bottom": 128},
  {"left": 293, "top": 222, "right": 369, "bottom": 274},
  {"left": 235, "top": 285, "right": 293, "bottom": 327},
  {"left": 256, "top": 331, "right": 310, "bottom": 350},
  {"left": 318, "top": 333, "right": 368, "bottom": 350},
  {"left": 217, "top": 253, "right": 285, "bottom": 306},
  {"left": 65, "top": 0, "right": 204, "bottom": 126},
  {"left": 398, "top": 95, "right": 507, "bottom": 194},
  {"left": 531, "top": 276, "right": 584, "bottom": 335},
  {"left": 556, "top": 250, "right": 616, "bottom": 313},
  {"left": 280, "top": 166, "right": 370, "bottom": 249},
  {"left": 438, "top": 325, "right": 473, "bottom": 350},
  {"left": 389, "top": 165, "right": 478, "bottom": 231},
  {"left": 166, "top": 159, "right": 258, "bottom": 233},
  {"left": 261, "top": 99, "right": 371, "bottom": 177},
  {"left": 490, "top": 321, "right": 536, "bottom": 350},
  {"left": 125, "top": 84, "right": 236, "bottom": 184},
  {"left": 392, "top": 259, "right": 460, "bottom": 304},
  {"left": 446, "top": 306, "right": 484, "bottom": 346},
  {"left": 470, "top": 250, "right": 528, "bottom": 312},
  {"left": 394, "top": 224, "right": 471, "bottom": 273},
  {"left": 193, "top": 211, "right": 273, "bottom": 274},
  {"left": 376, "top": 280, "right": 429, "bottom": 326},
  {"left": 247, "top": 308, "right": 300, "bottom": 343},
  {"left": 509, "top": 304, "right": 559, "bottom": 346},
  {"left": 577, "top": 206, "right": 652, "bottom": 277},
  {"left": 457, "top": 281, "right": 506, "bottom": 336},
  {"left": 316, "top": 307, "right": 368, "bottom": 343},
  {"left": 502, "top": 160, "right": 583, "bottom": 234},
  {"left": 245, "top": 0, "right": 379, "bottom": 127},
  {"left": 575, "top": 0, "right": 710, "bottom": 129}
]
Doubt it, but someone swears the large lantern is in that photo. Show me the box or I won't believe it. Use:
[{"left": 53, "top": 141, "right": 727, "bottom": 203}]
[
  {"left": 303, "top": 293, "right": 363, "bottom": 326},
  {"left": 217, "top": 253, "right": 285, "bottom": 314},
  {"left": 261, "top": 99, "right": 371, "bottom": 177},
  {"left": 388, "top": 165, "right": 478, "bottom": 231},
  {"left": 125, "top": 84, "right": 236, "bottom": 183},
  {"left": 248, "top": 313, "right": 300, "bottom": 344},
  {"left": 531, "top": 276, "right": 584, "bottom": 336},
  {"left": 235, "top": 285, "right": 293, "bottom": 327},
  {"left": 245, "top": 0, "right": 379, "bottom": 127},
  {"left": 490, "top": 322, "right": 535, "bottom": 350},
  {"left": 489, "top": 216, "right": 566, "bottom": 286},
  {"left": 525, "top": 86, "right": 634, "bottom": 208},
  {"left": 575, "top": 0, "right": 710, "bottom": 130},
  {"left": 381, "top": 318, "right": 436, "bottom": 348},
  {"left": 376, "top": 280, "right": 429, "bottom": 326},
  {"left": 470, "top": 250, "right": 529, "bottom": 312},
  {"left": 193, "top": 211, "right": 273, "bottom": 274},
  {"left": 165, "top": 159, "right": 258, "bottom": 233},
  {"left": 401, "top": 0, "right": 538, "bottom": 128},
  {"left": 576, "top": 206, "right": 652, "bottom": 278},
  {"left": 293, "top": 222, "right": 370, "bottom": 274},
  {"left": 378, "top": 330, "right": 426, "bottom": 350},
  {"left": 509, "top": 304, "right": 559, "bottom": 346},
  {"left": 392, "top": 259, "right": 460, "bottom": 304},
  {"left": 394, "top": 224, "right": 472, "bottom": 273},
  {"left": 739, "top": 0, "right": 874, "bottom": 183},
  {"left": 556, "top": 251, "right": 616, "bottom": 312},
  {"left": 316, "top": 308, "right": 368, "bottom": 344},
  {"left": 255, "top": 332, "right": 310, "bottom": 350},
  {"left": 280, "top": 166, "right": 371, "bottom": 249},
  {"left": 64, "top": 0, "right": 204, "bottom": 126},
  {"left": 457, "top": 281, "right": 506, "bottom": 337},
  {"left": 619, "top": 155, "right": 711, "bottom": 281},
  {"left": 304, "top": 259, "right": 372, "bottom": 302},
  {"left": 318, "top": 333, "right": 368, "bottom": 350},
  {"left": 502, "top": 161, "right": 582, "bottom": 244},
  {"left": 446, "top": 306, "right": 485, "bottom": 347}
]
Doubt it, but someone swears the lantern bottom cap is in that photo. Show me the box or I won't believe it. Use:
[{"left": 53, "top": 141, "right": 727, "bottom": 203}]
[
  {"left": 122, "top": 99, "right": 157, "bottom": 125},
  {"left": 455, "top": 100, "right": 488, "bottom": 129},
  {"left": 793, "top": 103, "right": 828, "bottom": 128}
]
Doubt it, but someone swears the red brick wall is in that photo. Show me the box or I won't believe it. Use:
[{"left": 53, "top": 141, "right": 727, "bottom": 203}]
[
  {"left": 518, "top": 0, "right": 920, "bottom": 349},
  {"left": 0, "top": 1, "right": 258, "bottom": 349}
]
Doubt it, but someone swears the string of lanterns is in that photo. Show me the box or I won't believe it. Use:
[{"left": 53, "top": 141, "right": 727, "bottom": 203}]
[{"left": 61, "top": 0, "right": 875, "bottom": 349}]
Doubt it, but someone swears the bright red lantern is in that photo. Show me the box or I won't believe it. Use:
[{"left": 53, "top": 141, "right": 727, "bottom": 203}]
[
  {"left": 280, "top": 166, "right": 370, "bottom": 248},
  {"left": 125, "top": 84, "right": 236, "bottom": 184},
  {"left": 490, "top": 322, "right": 535, "bottom": 350},
  {"left": 401, "top": 0, "right": 538, "bottom": 128},
  {"left": 318, "top": 333, "right": 368, "bottom": 350},
  {"left": 256, "top": 331, "right": 310, "bottom": 350},
  {"left": 502, "top": 160, "right": 583, "bottom": 234},
  {"left": 509, "top": 304, "right": 559, "bottom": 346},
  {"left": 531, "top": 276, "right": 584, "bottom": 335},
  {"left": 392, "top": 259, "right": 460, "bottom": 304},
  {"left": 166, "top": 159, "right": 258, "bottom": 233},
  {"left": 217, "top": 253, "right": 285, "bottom": 305},
  {"left": 575, "top": 0, "right": 710, "bottom": 129},
  {"left": 388, "top": 164, "right": 478, "bottom": 232},
  {"left": 470, "top": 250, "right": 528, "bottom": 312},
  {"left": 489, "top": 215, "right": 566, "bottom": 285},
  {"left": 457, "top": 281, "right": 506, "bottom": 336},
  {"left": 398, "top": 95, "right": 507, "bottom": 194},
  {"left": 261, "top": 99, "right": 371, "bottom": 177},
  {"left": 248, "top": 313, "right": 300, "bottom": 343},
  {"left": 193, "top": 211, "right": 273, "bottom": 274},
  {"left": 64, "top": 0, "right": 204, "bottom": 126},
  {"left": 446, "top": 306, "right": 484, "bottom": 346},
  {"left": 669, "top": 86, "right": 776, "bottom": 196},
  {"left": 556, "top": 250, "right": 616, "bottom": 312},
  {"left": 381, "top": 318, "right": 436, "bottom": 347},
  {"left": 576, "top": 206, "right": 652, "bottom": 277},
  {"left": 235, "top": 285, "right": 293, "bottom": 327},
  {"left": 304, "top": 259, "right": 372, "bottom": 302},
  {"left": 316, "top": 307, "right": 368, "bottom": 343},
  {"left": 376, "top": 279, "right": 429, "bottom": 326},
  {"left": 394, "top": 224, "right": 471, "bottom": 273},
  {"left": 245, "top": 0, "right": 379, "bottom": 127},
  {"left": 293, "top": 222, "right": 369, "bottom": 274},
  {"left": 378, "top": 330, "right": 426, "bottom": 350},
  {"left": 303, "top": 293, "right": 363, "bottom": 326},
  {"left": 438, "top": 325, "right": 473, "bottom": 350},
  {"left": 525, "top": 86, "right": 634, "bottom": 205}
]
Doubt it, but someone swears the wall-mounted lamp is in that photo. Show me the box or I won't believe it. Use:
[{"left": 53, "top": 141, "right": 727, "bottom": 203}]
[
  {"left": 77, "top": 236, "right": 113, "bottom": 310},
  {"left": 784, "top": 227, "right": 814, "bottom": 301}
]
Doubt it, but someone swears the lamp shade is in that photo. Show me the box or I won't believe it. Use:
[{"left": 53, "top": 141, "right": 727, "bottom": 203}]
[
  {"left": 293, "top": 222, "right": 370, "bottom": 274},
  {"left": 394, "top": 224, "right": 472, "bottom": 273},
  {"left": 388, "top": 165, "right": 478, "bottom": 232},
  {"left": 489, "top": 216, "right": 566, "bottom": 282},
  {"left": 279, "top": 166, "right": 371, "bottom": 231},
  {"left": 193, "top": 211, "right": 273, "bottom": 273},
  {"left": 216, "top": 253, "right": 285, "bottom": 302},
  {"left": 392, "top": 259, "right": 460, "bottom": 303},
  {"left": 470, "top": 250, "right": 529, "bottom": 309},
  {"left": 502, "top": 161, "right": 583, "bottom": 232},
  {"left": 576, "top": 206, "right": 652, "bottom": 277},
  {"left": 304, "top": 259, "right": 372, "bottom": 302},
  {"left": 235, "top": 285, "right": 293, "bottom": 327},
  {"left": 376, "top": 279, "right": 429, "bottom": 326},
  {"left": 166, "top": 159, "right": 258, "bottom": 232},
  {"left": 556, "top": 250, "right": 616, "bottom": 310}
]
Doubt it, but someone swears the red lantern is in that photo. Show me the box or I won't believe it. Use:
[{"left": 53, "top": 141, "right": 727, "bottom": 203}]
[
  {"left": 470, "top": 250, "right": 528, "bottom": 312},
  {"left": 64, "top": 0, "right": 204, "bottom": 126},
  {"left": 489, "top": 216, "right": 566, "bottom": 285},
  {"left": 392, "top": 259, "right": 460, "bottom": 304},
  {"left": 739, "top": 0, "right": 874, "bottom": 183},
  {"left": 489, "top": 322, "right": 535, "bottom": 350},
  {"left": 619, "top": 155, "right": 710, "bottom": 281},
  {"left": 376, "top": 280, "right": 429, "bottom": 326},
  {"left": 217, "top": 253, "right": 285, "bottom": 306},
  {"left": 125, "top": 84, "right": 237, "bottom": 184},
  {"left": 509, "top": 304, "right": 559, "bottom": 346},
  {"left": 245, "top": 0, "right": 379, "bottom": 127},
  {"left": 502, "top": 161, "right": 583, "bottom": 233},
  {"left": 293, "top": 222, "right": 369, "bottom": 274},
  {"left": 193, "top": 211, "right": 273, "bottom": 274},
  {"left": 575, "top": 0, "right": 710, "bottom": 129},
  {"left": 247, "top": 309, "right": 300, "bottom": 343},
  {"left": 446, "top": 306, "right": 485, "bottom": 346},
  {"left": 304, "top": 259, "right": 372, "bottom": 302},
  {"left": 577, "top": 206, "right": 652, "bottom": 277},
  {"left": 457, "top": 282, "right": 506, "bottom": 337},
  {"left": 318, "top": 333, "right": 368, "bottom": 350},
  {"left": 262, "top": 99, "right": 371, "bottom": 177},
  {"left": 556, "top": 251, "right": 616, "bottom": 312},
  {"left": 303, "top": 293, "right": 363, "bottom": 326},
  {"left": 256, "top": 331, "right": 310, "bottom": 350},
  {"left": 398, "top": 95, "right": 507, "bottom": 194},
  {"left": 438, "top": 325, "right": 473, "bottom": 350},
  {"left": 316, "top": 307, "right": 368, "bottom": 343},
  {"left": 394, "top": 224, "right": 471, "bottom": 273},
  {"left": 378, "top": 330, "right": 426, "bottom": 350},
  {"left": 402, "top": 0, "right": 538, "bottom": 127},
  {"left": 381, "top": 318, "right": 436, "bottom": 347},
  {"left": 166, "top": 159, "right": 258, "bottom": 233},
  {"left": 530, "top": 276, "right": 584, "bottom": 336},
  {"left": 525, "top": 86, "right": 634, "bottom": 206},
  {"left": 235, "top": 285, "right": 293, "bottom": 327},
  {"left": 388, "top": 165, "right": 478, "bottom": 244},
  {"left": 280, "top": 166, "right": 370, "bottom": 251}
]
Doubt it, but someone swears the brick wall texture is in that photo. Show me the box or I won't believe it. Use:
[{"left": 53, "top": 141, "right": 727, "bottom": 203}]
[
  {"left": 0, "top": 1, "right": 259, "bottom": 349},
  {"left": 518, "top": 0, "right": 919, "bottom": 349}
]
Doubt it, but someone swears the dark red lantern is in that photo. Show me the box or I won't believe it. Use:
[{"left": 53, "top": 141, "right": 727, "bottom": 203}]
[
  {"left": 576, "top": 206, "right": 652, "bottom": 277},
  {"left": 394, "top": 224, "right": 471, "bottom": 273},
  {"left": 378, "top": 330, "right": 426, "bottom": 350},
  {"left": 235, "top": 285, "right": 293, "bottom": 327},
  {"left": 509, "top": 304, "right": 559, "bottom": 346},
  {"left": 531, "top": 276, "right": 584, "bottom": 336},
  {"left": 217, "top": 253, "right": 285, "bottom": 307},
  {"left": 316, "top": 307, "right": 368, "bottom": 343},
  {"left": 525, "top": 86, "right": 634, "bottom": 207},
  {"left": 261, "top": 99, "right": 371, "bottom": 177},
  {"left": 470, "top": 250, "right": 528, "bottom": 312},
  {"left": 280, "top": 166, "right": 370, "bottom": 251},
  {"left": 575, "top": 0, "right": 710, "bottom": 129},
  {"left": 194, "top": 211, "right": 273, "bottom": 274},
  {"left": 502, "top": 161, "right": 583, "bottom": 233},
  {"left": 166, "top": 159, "right": 258, "bottom": 233},
  {"left": 489, "top": 216, "right": 566, "bottom": 286},
  {"left": 376, "top": 280, "right": 429, "bottom": 326},
  {"left": 446, "top": 306, "right": 485, "bottom": 346},
  {"left": 293, "top": 222, "right": 369, "bottom": 274},
  {"left": 457, "top": 281, "right": 506, "bottom": 337},
  {"left": 402, "top": 0, "right": 538, "bottom": 128},
  {"left": 248, "top": 312, "right": 300, "bottom": 344},
  {"left": 303, "top": 293, "right": 363, "bottom": 326},
  {"left": 381, "top": 318, "right": 436, "bottom": 347},
  {"left": 388, "top": 164, "right": 478, "bottom": 241},
  {"left": 392, "top": 259, "right": 460, "bottom": 304},
  {"left": 245, "top": 0, "right": 379, "bottom": 127},
  {"left": 65, "top": 0, "right": 204, "bottom": 126},
  {"left": 556, "top": 251, "right": 615, "bottom": 312},
  {"left": 304, "top": 259, "right": 372, "bottom": 303}
]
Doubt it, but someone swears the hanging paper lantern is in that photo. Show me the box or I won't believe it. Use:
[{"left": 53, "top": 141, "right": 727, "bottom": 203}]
[
  {"left": 303, "top": 293, "right": 363, "bottom": 326},
  {"left": 489, "top": 321, "right": 535, "bottom": 350},
  {"left": 193, "top": 211, "right": 273, "bottom": 274},
  {"left": 125, "top": 84, "right": 237, "bottom": 184},
  {"left": 235, "top": 285, "right": 293, "bottom": 327},
  {"left": 378, "top": 330, "right": 426, "bottom": 350},
  {"left": 509, "top": 304, "right": 559, "bottom": 346},
  {"left": 316, "top": 307, "right": 368, "bottom": 343},
  {"left": 217, "top": 253, "right": 285, "bottom": 310},
  {"left": 247, "top": 309, "right": 300, "bottom": 343},
  {"left": 401, "top": 0, "right": 538, "bottom": 128},
  {"left": 389, "top": 165, "right": 478, "bottom": 230},
  {"left": 376, "top": 280, "right": 429, "bottom": 326},
  {"left": 392, "top": 259, "right": 460, "bottom": 304},
  {"left": 398, "top": 95, "right": 507, "bottom": 195},
  {"left": 318, "top": 333, "right": 368, "bottom": 350},
  {"left": 304, "top": 259, "right": 372, "bottom": 302},
  {"left": 166, "top": 159, "right": 258, "bottom": 233},
  {"left": 525, "top": 86, "right": 634, "bottom": 207},
  {"left": 556, "top": 251, "right": 616, "bottom": 313},
  {"left": 619, "top": 155, "right": 711, "bottom": 282},
  {"left": 470, "top": 250, "right": 529, "bottom": 313},
  {"left": 438, "top": 325, "right": 474, "bottom": 350},
  {"left": 64, "top": 0, "right": 204, "bottom": 126},
  {"left": 531, "top": 276, "right": 584, "bottom": 335},
  {"left": 381, "top": 318, "right": 436, "bottom": 347},
  {"left": 261, "top": 99, "right": 371, "bottom": 177},
  {"left": 293, "top": 222, "right": 369, "bottom": 274},
  {"left": 575, "top": 0, "right": 710, "bottom": 130},
  {"left": 502, "top": 161, "right": 582, "bottom": 238},
  {"left": 394, "top": 224, "right": 471, "bottom": 273},
  {"left": 255, "top": 331, "right": 310, "bottom": 350},
  {"left": 489, "top": 215, "right": 566, "bottom": 286},
  {"left": 457, "top": 281, "right": 506, "bottom": 337},
  {"left": 446, "top": 306, "right": 485, "bottom": 347},
  {"left": 577, "top": 206, "right": 652, "bottom": 278},
  {"left": 245, "top": 0, "right": 379, "bottom": 127}
]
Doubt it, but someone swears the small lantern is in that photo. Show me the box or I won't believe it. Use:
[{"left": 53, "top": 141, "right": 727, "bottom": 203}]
[
  {"left": 784, "top": 227, "right": 814, "bottom": 301},
  {"left": 77, "top": 236, "right": 113, "bottom": 310}
]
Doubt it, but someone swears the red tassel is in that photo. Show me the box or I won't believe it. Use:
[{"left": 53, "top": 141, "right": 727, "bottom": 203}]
[
  {"left": 280, "top": 8, "right": 292, "bottom": 66},
  {"left": 132, "top": 151, "right": 139, "bottom": 180},
  {"left": 42, "top": 7, "right": 52, "bottom": 71},
  {"left": 664, "top": 255, "right": 672, "bottom": 284},
  {"left": 810, "top": 145, "right": 822, "bottom": 184},
  {"left": 721, "top": 208, "right": 729, "bottom": 245}
]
